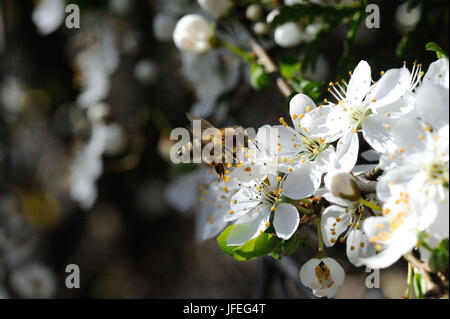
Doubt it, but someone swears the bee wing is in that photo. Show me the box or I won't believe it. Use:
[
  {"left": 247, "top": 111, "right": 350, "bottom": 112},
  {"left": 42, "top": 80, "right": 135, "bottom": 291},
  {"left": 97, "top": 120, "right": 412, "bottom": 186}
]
[
  {"left": 234, "top": 126, "right": 260, "bottom": 152},
  {"left": 186, "top": 113, "right": 216, "bottom": 131}
]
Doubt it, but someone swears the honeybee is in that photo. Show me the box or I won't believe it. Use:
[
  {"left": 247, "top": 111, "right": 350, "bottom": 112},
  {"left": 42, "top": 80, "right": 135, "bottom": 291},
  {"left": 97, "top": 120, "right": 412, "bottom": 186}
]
[{"left": 177, "top": 114, "right": 258, "bottom": 181}]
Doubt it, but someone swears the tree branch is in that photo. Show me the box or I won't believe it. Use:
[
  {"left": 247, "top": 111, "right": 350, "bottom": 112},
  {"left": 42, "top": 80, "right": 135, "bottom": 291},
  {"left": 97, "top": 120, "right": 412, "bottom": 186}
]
[{"left": 249, "top": 39, "right": 294, "bottom": 98}]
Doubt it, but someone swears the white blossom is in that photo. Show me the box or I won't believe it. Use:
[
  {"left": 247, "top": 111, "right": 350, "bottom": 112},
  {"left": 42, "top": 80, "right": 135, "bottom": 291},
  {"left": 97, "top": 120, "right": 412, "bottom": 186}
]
[
  {"left": 32, "top": 0, "right": 65, "bottom": 35},
  {"left": 173, "top": 14, "right": 214, "bottom": 54},
  {"left": 274, "top": 23, "right": 303, "bottom": 48},
  {"left": 10, "top": 263, "right": 56, "bottom": 299},
  {"left": 300, "top": 257, "right": 345, "bottom": 298},
  {"left": 226, "top": 180, "right": 299, "bottom": 246}
]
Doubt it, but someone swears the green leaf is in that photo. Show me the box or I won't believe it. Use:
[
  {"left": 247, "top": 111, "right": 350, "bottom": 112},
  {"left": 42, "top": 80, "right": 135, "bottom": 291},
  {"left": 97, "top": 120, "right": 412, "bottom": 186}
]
[
  {"left": 272, "top": 251, "right": 281, "bottom": 260},
  {"left": 281, "top": 235, "right": 308, "bottom": 255},
  {"left": 216, "top": 225, "right": 238, "bottom": 257},
  {"left": 426, "top": 42, "right": 449, "bottom": 59},
  {"left": 250, "top": 63, "right": 270, "bottom": 91},
  {"left": 233, "top": 232, "right": 279, "bottom": 261},
  {"left": 413, "top": 271, "right": 426, "bottom": 299},
  {"left": 289, "top": 76, "right": 327, "bottom": 102},
  {"left": 279, "top": 55, "right": 301, "bottom": 79},
  {"left": 216, "top": 225, "right": 279, "bottom": 261},
  {"left": 271, "top": 3, "right": 361, "bottom": 27},
  {"left": 429, "top": 238, "right": 449, "bottom": 273}
]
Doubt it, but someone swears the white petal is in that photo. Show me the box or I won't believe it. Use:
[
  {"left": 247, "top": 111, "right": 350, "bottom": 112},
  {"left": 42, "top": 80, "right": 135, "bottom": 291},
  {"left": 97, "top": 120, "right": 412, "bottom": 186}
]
[
  {"left": 367, "top": 67, "right": 411, "bottom": 111},
  {"left": 391, "top": 116, "right": 428, "bottom": 155},
  {"left": 361, "top": 216, "right": 418, "bottom": 269},
  {"left": 314, "top": 147, "right": 335, "bottom": 172},
  {"left": 359, "top": 246, "right": 405, "bottom": 269},
  {"left": 362, "top": 113, "right": 397, "bottom": 153},
  {"left": 303, "top": 105, "right": 341, "bottom": 141},
  {"left": 322, "top": 258, "right": 345, "bottom": 286},
  {"left": 322, "top": 191, "right": 351, "bottom": 207},
  {"left": 225, "top": 207, "right": 271, "bottom": 246},
  {"left": 283, "top": 163, "right": 321, "bottom": 199},
  {"left": 332, "top": 130, "right": 359, "bottom": 172},
  {"left": 422, "top": 58, "right": 449, "bottom": 89},
  {"left": 299, "top": 258, "right": 321, "bottom": 287},
  {"left": 273, "top": 203, "right": 299, "bottom": 240},
  {"left": 376, "top": 166, "right": 416, "bottom": 201},
  {"left": 426, "top": 189, "right": 449, "bottom": 239},
  {"left": 415, "top": 84, "right": 449, "bottom": 130},
  {"left": 227, "top": 188, "right": 260, "bottom": 221},
  {"left": 312, "top": 284, "right": 340, "bottom": 298},
  {"left": 347, "top": 60, "right": 372, "bottom": 102},
  {"left": 289, "top": 93, "right": 316, "bottom": 128},
  {"left": 321, "top": 206, "right": 351, "bottom": 247},
  {"left": 346, "top": 228, "right": 376, "bottom": 267}
]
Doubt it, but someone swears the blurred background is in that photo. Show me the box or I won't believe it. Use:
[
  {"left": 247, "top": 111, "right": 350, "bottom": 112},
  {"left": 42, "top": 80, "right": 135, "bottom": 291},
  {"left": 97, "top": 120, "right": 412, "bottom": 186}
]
[{"left": 0, "top": 0, "right": 448, "bottom": 298}]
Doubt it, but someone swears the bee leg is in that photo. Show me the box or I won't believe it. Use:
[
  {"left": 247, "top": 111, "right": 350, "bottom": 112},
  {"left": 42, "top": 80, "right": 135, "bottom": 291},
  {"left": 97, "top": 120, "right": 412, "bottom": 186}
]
[{"left": 211, "top": 162, "right": 225, "bottom": 181}]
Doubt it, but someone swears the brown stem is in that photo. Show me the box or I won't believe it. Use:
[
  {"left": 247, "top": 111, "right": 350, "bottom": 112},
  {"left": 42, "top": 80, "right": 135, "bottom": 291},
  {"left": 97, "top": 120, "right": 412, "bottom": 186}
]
[{"left": 249, "top": 39, "right": 294, "bottom": 98}]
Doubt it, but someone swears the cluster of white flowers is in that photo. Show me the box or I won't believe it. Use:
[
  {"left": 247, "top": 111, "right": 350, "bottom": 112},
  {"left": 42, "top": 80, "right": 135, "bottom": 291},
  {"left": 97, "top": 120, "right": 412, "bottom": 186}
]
[
  {"left": 170, "top": 1, "right": 324, "bottom": 53},
  {"left": 168, "top": 56, "right": 449, "bottom": 298}
]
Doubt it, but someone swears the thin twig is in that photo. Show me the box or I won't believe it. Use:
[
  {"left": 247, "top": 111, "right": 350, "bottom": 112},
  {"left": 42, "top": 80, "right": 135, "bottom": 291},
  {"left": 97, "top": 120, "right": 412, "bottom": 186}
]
[{"left": 249, "top": 39, "right": 294, "bottom": 98}]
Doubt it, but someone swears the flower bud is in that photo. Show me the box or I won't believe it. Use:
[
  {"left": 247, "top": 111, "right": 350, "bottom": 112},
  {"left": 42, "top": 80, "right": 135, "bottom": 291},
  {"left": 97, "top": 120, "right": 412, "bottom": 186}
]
[
  {"left": 173, "top": 14, "right": 214, "bottom": 54},
  {"left": 253, "top": 22, "right": 270, "bottom": 36},
  {"left": 303, "top": 22, "right": 322, "bottom": 42},
  {"left": 197, "top": 0, "right": 233, "bottom": 18},
  {"left": 325, "top": 171, "right": 360, "bottom": 201},
  {"left": 274, "top": 22, "right": 302, "bottom": 48},
  {"left": 246, "top": 4, "right": 262, "bottom": 21}
]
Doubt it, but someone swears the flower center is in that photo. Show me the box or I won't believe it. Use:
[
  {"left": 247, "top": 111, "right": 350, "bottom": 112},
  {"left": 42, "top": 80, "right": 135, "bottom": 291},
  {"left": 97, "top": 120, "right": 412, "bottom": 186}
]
[
  {"left": 315, "top": 262, "right": 334, "bottom": 289},
  {"left": 342, "top": 103, "right": 370, "bottom": 129},
  {"left": 423, "top": 159, "right": 449, "bottom": 188},
  {"left": 300, "top": 136, "right": 328, "bottom": 161}
]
